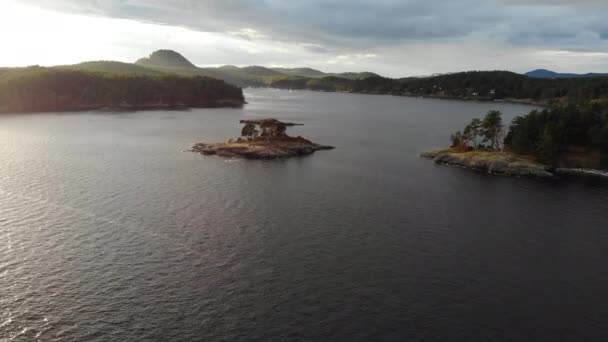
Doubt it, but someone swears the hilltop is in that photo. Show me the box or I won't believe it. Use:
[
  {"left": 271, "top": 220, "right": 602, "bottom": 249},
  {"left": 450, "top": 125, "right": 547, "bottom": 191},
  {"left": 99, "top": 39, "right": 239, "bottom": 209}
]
[
  {"left": 525, "top": 69, "right": 608, "bottom": 79},
  {"left": 136, "top": 50, "right": 197, "bottom": 69},
  {"left": 271, "top": 67, "right": 379, "bottom": 80},
  {"left": 57, "top": 61, "right": 165, "bottom": 76},
  {"left": 272, "top": 67, "right": 325, "bottom": 77},
  {"left": 60, "top": 49, "right": 380, "bottom": 87}
]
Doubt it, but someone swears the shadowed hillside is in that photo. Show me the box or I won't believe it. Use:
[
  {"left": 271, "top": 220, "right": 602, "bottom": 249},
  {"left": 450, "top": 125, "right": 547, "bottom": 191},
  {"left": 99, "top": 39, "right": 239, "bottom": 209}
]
[
  {"left": 525, "top": 69, "right": 608, "bottom": 79},
  {"left": 59, "top": 61, "right": 166, "bottom": 76},
  {"left": 56, "top": 49, "right": 383, "bottom": 88},
  {"left": 272, "top": 67, "right": 326, "bottom": 77},
  {"left": 0, "top": 66, "right": 245, "bottom": 113},
  {"left": 128, "top": 49, "right": 382, "bottom": 86}
]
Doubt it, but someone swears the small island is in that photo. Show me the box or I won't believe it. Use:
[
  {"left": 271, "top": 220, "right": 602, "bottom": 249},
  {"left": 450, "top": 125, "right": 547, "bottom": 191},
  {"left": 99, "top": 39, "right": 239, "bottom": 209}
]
[{"left": 191, "top": 118, "right": 334, "bottom": 159}]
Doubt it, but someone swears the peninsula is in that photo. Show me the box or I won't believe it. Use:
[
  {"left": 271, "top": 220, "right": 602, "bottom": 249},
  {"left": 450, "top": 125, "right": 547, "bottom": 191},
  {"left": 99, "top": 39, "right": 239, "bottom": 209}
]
[
  {"left": 421, "top": 104, "right": 608, "bottom": 178},
  {"left": 191, "top": 118, "right": 334, "bottom": 159},
  {"left": 420, "top": 149, "right": 554, "bottom": 178}
]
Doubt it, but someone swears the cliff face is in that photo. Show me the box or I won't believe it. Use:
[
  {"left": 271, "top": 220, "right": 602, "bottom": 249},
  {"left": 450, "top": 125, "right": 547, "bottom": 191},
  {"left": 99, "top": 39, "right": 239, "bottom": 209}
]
[{"left": 0, "top": 67, "right": 245, "bottom": 113}]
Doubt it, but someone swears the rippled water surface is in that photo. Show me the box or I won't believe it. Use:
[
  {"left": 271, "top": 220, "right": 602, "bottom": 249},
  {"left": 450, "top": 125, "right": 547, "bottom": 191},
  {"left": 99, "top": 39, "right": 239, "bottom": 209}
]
[{"left": 1, "top": 89, "right": 607, "bottom": 341}]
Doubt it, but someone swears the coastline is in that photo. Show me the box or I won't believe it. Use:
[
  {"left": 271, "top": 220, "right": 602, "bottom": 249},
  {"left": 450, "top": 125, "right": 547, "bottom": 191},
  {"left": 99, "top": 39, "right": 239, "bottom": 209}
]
[
  {"left": 191, "top": 139, "right": 334, "bottom": 159},
  {"left": 0, "top": 66, "right": 246, "bottom": 114},
  {"left": 264, "top": 86, "right": 549, "bottom": 107},
  {"left": 419, "top": 149, "right": 554, "bottom": 178},
  {"left": 0, "top": 99, "right": 246, "bottom": 114},
  {"left": 420, "top": 149, "right": 608, "bottom": 179},
  {"left": 399, "top": 93, "right": 548, "bottom": 107},
  {"left": 555, "top": 168, "right": 608, "bottom": 178}
]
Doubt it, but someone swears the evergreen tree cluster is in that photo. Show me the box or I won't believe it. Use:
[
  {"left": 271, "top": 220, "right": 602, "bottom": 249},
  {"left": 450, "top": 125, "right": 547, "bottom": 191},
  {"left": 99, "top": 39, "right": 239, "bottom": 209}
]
[
  {"left": 450, "top": 111, "right": 504, "bottom": 151},
  {"left": 504, "top": 100, "right": 608, "bottom": 165},
  {"left": 450, "top": 101, "right": 608, "bottom": 167}
]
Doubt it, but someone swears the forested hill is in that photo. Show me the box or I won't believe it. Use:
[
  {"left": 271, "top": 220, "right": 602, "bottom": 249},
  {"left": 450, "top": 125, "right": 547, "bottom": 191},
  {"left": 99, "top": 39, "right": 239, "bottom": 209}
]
[
  {"left": 267, "top": 71, "right": 608, "bottom": 105},
  {"left": 0, "top": 66, "right": 245, "bottom": 113},
  {"left": 57, "top": 61, "right": 166, "bottom": 76},
  {"left": 5, "top": 49, "right": 608, "bottom": 113},
  {"left": 397, "top": 71, "right": 608, "bottom": 104},
  {"left": 52, "top": 60, "right": 608, "bottom": 105},
  {"left": 126, "top": 50, "right": 380, "bottom": 86},
  {"left": 525, "top": 69, "right": 608, "bottom": 79},
  {"left": 126, "top": 50, "right": 608, "bottom": 105}
]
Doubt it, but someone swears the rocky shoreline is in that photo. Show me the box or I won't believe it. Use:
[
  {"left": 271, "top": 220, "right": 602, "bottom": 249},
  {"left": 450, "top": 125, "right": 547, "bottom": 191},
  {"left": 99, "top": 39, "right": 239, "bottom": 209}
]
[
  {"left": 419, "top": 149, "right": 555, "bottom": 178},
  {"left": 555, "top": 168, "right": 608, "bottom": 178},
  {"left": 192, "top": 138, "right": 334, "bottom": 159},
  {"left": 0, "top": 99, "right": 246, "bottom": 114}
]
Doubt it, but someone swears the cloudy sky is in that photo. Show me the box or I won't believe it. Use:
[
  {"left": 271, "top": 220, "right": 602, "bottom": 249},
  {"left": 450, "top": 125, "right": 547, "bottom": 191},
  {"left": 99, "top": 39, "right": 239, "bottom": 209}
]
[{"left": 1, "top": 0, "right": 608, "bottom": 77}]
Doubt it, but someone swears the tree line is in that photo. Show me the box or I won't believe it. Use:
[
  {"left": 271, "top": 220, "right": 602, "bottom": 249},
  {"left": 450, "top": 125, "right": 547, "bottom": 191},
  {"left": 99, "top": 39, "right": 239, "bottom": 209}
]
[
  {"left": 450, "top": 110, "right": 505, "bottom": 151},
  {"left": 505, "top": 100, "right": 608, "bottom": 166},
  {"left": 269, "top": 71, "right": 608, "bottom": 104},
  {"left": 0, "top": 66, "right": 245, "bottom": 113},
  {"left": 449, "top": 100, "right": 608, "bottom": 168}
]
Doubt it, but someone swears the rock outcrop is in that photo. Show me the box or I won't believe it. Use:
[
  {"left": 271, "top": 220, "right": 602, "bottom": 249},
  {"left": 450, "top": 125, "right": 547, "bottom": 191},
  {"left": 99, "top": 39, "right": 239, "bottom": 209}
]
[
  {"left": 420, "top": 149, "right": 554, "bottom": 178},
  {"left": 192, "top": 138, "right": 334, "bottom": 159}
]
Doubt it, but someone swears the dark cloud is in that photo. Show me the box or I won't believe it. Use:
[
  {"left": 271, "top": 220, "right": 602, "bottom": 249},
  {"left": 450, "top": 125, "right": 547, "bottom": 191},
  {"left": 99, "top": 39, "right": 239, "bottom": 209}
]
[{"left": 22, "top": 0, "right": 608, "bottom": 52}]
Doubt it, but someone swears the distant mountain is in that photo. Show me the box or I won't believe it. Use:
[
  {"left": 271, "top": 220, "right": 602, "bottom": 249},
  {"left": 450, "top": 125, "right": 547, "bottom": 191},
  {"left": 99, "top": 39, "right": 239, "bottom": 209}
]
[
  {"left": 239, "top": 66, "right": 284, "bottom": 77},
  {"left": 58, "top": 49, "right": 384, "bottom": 88},
  {"left": 333, "top": 71, "right": 380, "bottom": 80},
  {"left": 525, "top": 69, "right": 608, "bottom": 79},
  {"left": 272, "top": 67, "right": 379, "bottom": 80},
  {"left": 136, "top": 50, "right": 197, "bottom": 69},
  {"left": 272, "top": 67, "right": 326, "bottom": 77},
  {"left": 218, "top": 65, "right": 240, "bottom": 70}
]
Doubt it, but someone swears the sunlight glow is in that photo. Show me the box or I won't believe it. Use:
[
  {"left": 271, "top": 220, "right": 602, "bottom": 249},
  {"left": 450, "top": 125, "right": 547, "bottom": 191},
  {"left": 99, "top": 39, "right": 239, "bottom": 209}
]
[{"left": 0, "top": 1, "right": 239, "bottom": 67}]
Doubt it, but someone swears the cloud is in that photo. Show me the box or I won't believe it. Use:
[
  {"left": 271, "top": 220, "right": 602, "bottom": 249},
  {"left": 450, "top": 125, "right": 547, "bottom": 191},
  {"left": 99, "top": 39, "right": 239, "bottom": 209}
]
[
  {"left": 20, "top": 0, "right": 608, "bottom": 50},
  {"left": 326, "top": 53, "right": 378, "bottom": 65},
  {"left": 5, "top": 0, "right": 608, "bottom": 75}
]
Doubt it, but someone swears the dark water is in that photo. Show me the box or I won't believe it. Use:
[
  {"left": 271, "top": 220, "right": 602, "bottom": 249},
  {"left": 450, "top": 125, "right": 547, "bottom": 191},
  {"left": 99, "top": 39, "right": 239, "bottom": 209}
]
[{"left": 1, "top": 89, "right": 607, "bottom": 341}]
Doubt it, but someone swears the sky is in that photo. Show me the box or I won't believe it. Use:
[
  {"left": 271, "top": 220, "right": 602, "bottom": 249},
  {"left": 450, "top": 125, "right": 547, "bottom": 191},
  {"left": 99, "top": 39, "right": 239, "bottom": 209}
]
[{"left": 1, "top": 0, "right": 608, "bottom": 77}]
